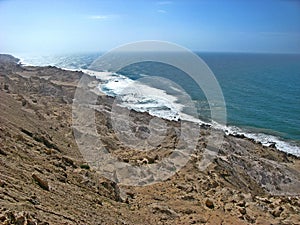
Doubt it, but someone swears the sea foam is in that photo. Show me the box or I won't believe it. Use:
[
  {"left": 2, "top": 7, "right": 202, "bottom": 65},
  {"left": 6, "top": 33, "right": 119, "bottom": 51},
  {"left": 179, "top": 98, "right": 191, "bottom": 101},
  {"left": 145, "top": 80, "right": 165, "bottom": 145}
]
[{"left": 84, "top": 69, "right": 300, "bottom": 157}]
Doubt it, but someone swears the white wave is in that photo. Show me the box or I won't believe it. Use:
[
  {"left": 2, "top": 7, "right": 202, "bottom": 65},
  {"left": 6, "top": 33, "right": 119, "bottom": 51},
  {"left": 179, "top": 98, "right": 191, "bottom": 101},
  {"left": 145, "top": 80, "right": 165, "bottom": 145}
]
[
  {"left": 19, "top": 59, "right": 35, "bottom": 67},
  {"left": 18, "top": 55, "right": 55, "bottom": 67},
  {"left": 214, "top": 123, "right": 300, "bottom": 156},
  {"left": 83, "top": 69, "right": 207, "bottom": 123},
  {"left": 88, "top": 70, "right": 182, "bottom": 120},
  {"left": 244, "top": 132, "right": 300, "bottom": 156}
]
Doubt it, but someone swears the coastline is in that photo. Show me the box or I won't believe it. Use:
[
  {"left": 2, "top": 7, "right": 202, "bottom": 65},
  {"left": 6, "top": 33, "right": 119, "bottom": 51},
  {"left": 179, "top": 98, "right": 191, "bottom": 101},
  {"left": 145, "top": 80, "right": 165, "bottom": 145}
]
[
  {"left": 18, "top": 55, "right": 300, "bottom": 157},
  {"left": 76, "top": 70, "right": 300, "bottom": 157},
  {"left": 1, "top": 53, "right": 300, "bottom": 224},
  {"left": 4, "top": 53, "right": 300, "bottom": 167}
]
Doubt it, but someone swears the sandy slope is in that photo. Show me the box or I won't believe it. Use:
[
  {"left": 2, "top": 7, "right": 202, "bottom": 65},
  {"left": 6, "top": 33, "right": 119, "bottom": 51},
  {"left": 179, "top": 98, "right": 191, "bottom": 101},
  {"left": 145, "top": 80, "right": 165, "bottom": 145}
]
[{"left": 0, "top": 54, "right": 299, "bottom": 225}]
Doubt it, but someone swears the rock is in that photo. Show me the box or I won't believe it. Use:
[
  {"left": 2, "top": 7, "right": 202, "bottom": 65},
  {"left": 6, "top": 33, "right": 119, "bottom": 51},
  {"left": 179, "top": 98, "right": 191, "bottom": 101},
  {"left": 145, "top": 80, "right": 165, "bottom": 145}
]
[
  {"left": 136, "top": 126, "right": 150, "bottom": 139},
  {"left": 15, "top": 215, "right": 26, "bottom": 225},
  {"left": 4, "top": 83, "right": 9, "bottom": 91},
  {"left": 126, "top": 192, "right": 135, "bottom": 199},
  {"left": 237, "top": 200, "right": 246, "bottom": 207},
  {"left": 271, "top": 206, "right": 283, "bottom": 217},
  {"left": 33, "top": 133, "right": 60, "bottom": 151},
  {"left": 244, "top": 214, "right": 256, "bottom": 223},
  {"left": 230, "top": 193, "right": 243, "bottom": 203},
  {"left": 145, "top": 155, "right": 158, "bottom": 164},
  {"left": 181, "top": 195, "right": 195, "bottom": 201},
  {"left": 28, "top": 195, "right": 40, "bottom": 205},
  {"left": 151, "top": 203, "right": 179, "bottom": 218},
  {"left": 62, "top": 156, "right": 76, "bottom": 168},
  {"left": 27, "top": 220, "right": 37, "bottom": 225},
  {"left": 235, "top": 134, "right": 246, "bottom": 139},
  {"left": 205, "top": 199, "right": 214, "bottom": 209},
  {"left": 0, "top": 214, "right": 6, "bottom": 222},
  {"left": 239, "top": 207, "right": 246, "bottom": 215},
  {"left": 200, "top": 123, "right": 211, "bottom": 128},
  {"left": 255, "top": 196, "right": 271, "bottom": 204},
  {"left": 229, "top": 133, "right": 245, "bottom": 139},
  {"left": 98, "top": 177, "right": 122, "bottom": 202},
  {"left": 139, "top": 158, "right": 149, "bottom": 164},
  {"left": 80, "top": 164, "right": 90, "bottom": 170},
  {"left": 269, "top": 142, "right": 276, "bottom": 148},
  {"left": 7, "top": 211, "right": 16, "bottom": 223},
  {"left": 0, "top": 148, "right": 7, "bottom": 156},
  {"left": 224, "top": 202, "right": 234, "bottom": 212},
  {"left": 21, "top": 99, "right": 27, "bottom": 106},
  {"left": 0, "top": 179, "right": 7, "bottom": 187},
  {"left": 182, "top": 208, "right": 195, "bottom": 214},
  {"left": 32, "top": 174, "right": 50, "bottom": 191}
]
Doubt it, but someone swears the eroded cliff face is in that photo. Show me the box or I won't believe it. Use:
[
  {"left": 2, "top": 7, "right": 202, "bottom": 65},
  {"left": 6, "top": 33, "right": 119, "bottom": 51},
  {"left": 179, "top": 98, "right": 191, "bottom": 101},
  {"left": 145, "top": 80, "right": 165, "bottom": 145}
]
[{"left": 0, "top": 54, "right": 299, "bottom": 225}]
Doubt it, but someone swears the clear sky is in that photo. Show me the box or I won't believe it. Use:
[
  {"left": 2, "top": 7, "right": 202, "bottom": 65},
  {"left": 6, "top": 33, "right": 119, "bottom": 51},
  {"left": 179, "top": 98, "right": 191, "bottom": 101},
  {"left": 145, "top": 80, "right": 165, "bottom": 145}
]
[{"left": 0, "top": 0, "right": 299, "bottom": 54}]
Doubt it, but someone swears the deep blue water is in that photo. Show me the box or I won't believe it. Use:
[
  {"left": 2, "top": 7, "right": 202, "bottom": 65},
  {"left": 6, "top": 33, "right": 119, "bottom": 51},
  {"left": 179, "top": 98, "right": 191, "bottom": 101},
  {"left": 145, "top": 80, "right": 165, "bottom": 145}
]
[
  {"left": 19, "top": 52, "right": 300, "bottom": 155},
  {"left": 116, "top": 53, "right": 300, "bottom": 141},
  {"left": 203, "top": 53, "right": 300, "bottom": 141}
]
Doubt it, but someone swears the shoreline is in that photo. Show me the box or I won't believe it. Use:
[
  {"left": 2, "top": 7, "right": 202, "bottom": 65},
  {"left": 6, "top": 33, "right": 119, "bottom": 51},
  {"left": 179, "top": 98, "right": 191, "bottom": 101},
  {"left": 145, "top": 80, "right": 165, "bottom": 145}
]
[
  {"left": 78, "top": 69, "right": 300, "bottom": 157},
  {"left": 18, "top": 56, "right": 300, "bottom": 157}
]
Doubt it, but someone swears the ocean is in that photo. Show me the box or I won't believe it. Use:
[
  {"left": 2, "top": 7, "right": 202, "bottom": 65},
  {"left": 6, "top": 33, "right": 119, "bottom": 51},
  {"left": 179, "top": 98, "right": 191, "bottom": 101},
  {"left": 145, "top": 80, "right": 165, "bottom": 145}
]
[{"left": 18, "top": 52, "right": 300, "bottom": 156}]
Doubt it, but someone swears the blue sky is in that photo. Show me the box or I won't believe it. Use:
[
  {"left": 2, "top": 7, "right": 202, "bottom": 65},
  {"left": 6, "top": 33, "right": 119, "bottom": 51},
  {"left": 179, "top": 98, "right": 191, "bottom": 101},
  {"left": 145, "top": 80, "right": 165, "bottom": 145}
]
[{"left": 0, "top": 0, "right": 299, "bottom": 54}]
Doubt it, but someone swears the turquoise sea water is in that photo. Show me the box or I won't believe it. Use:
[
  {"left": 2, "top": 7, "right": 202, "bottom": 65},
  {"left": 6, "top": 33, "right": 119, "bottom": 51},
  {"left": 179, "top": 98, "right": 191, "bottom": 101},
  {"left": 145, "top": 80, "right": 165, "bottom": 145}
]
[
  {"left": 203, "top": 53, "right": 300, "bottom": 141},
  {"left": 18, "top": 52, "right": 300, "bottom": 155}
]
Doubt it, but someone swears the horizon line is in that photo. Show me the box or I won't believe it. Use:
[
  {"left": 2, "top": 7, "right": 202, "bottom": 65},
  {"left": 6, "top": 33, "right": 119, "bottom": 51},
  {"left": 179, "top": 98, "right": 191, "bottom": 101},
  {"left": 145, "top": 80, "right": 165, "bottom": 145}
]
[{"left": 2, "top": 50, "right": 300, "bottom": 57}]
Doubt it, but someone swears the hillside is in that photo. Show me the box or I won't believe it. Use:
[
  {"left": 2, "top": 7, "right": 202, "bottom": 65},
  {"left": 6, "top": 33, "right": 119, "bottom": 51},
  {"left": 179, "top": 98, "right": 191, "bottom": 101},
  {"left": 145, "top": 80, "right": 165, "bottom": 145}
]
[{"left": 0, "top": 54, "right": 299, "bottom": 225}]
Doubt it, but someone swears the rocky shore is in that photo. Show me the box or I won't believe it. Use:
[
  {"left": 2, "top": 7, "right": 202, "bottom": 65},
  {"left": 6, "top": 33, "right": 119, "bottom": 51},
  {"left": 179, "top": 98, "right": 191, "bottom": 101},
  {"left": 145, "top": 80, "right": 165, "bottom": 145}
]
[{"left": 0, "top": 54, "right": 299, "bottom": 224}]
